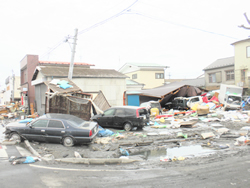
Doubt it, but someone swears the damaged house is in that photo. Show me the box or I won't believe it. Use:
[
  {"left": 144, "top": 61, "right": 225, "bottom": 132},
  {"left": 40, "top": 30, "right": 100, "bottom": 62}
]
[
  {"left": 43, "top": 78, "right": 109, "bottom": 120},
  {"left": 31, "top": 61, "right": 127, "bottom": 117},
  {"left": 125, "top": 81, "right": 204, "bottom": 108}
]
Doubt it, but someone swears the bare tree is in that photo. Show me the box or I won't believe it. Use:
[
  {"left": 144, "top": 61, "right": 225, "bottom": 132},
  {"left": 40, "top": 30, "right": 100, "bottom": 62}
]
[{"left": 239, "top": 13, "right": 250, "bottom": 29}]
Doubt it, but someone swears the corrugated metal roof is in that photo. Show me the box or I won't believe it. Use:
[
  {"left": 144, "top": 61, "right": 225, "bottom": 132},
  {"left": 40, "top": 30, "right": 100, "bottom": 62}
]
[
  {"left": 203, "top": 57, "right": 234, "bottom": 71},
  {"left": 128, "top": 80, "right": 204, "bottom": 98},
  {"left": 39, "top": 66, "right": 128, "bottom": 78}
]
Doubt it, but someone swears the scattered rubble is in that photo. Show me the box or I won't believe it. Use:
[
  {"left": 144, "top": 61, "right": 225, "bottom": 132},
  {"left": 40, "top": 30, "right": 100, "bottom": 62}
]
[{"left": 2, "top": 91, "right": 250, "bottom": 167}]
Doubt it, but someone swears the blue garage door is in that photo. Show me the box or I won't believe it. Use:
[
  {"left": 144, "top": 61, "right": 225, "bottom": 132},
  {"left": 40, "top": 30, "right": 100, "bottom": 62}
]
[{"left": 127, "top": 95, "right": 140, "bottom": 106}]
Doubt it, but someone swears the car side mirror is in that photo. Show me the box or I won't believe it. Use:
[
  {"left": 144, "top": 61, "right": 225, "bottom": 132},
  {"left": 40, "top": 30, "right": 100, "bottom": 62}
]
[{"left": 26, "top": 123, "right": 32, "bottom": 128}]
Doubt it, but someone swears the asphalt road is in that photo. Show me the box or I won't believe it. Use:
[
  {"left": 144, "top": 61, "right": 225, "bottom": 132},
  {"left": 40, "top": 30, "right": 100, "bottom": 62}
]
[
  {"left": 0, "top": 146, "right": 250, "bottom": 188},
  {"left": 1, "top": 122, "right": 250, "bottom": 188}
]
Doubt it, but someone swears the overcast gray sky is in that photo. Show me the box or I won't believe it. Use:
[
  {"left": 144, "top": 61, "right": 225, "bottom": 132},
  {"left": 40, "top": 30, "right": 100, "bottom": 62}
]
[{"left": 1, "top": 0, "right": 250, "bottom": 89}]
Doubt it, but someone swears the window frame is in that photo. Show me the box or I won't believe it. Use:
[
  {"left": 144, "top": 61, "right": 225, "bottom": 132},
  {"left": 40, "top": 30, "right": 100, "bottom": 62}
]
[
  {"left": 241, "top": 69, "right": 246, "bottom": 82},
  {"left": 48, "top": 120, "right": 65, "bottom": 129},
  {"left": 208, "top": 73, "right": 216, "bottom": 83},
  {"left": 247, "top": 46, "right": 250, "bottom": 58},
  {"left": 31, "top": 119, "right": 49, "bottom": 128},
  {"left": 132, "top": 74, "right": 137, "bottom": 79},
  {"left": 155, "top": 73, "right": 164, "bottom": 79},
  {"left": 225, "top": 70, "right": 234, "bottom": 81}
]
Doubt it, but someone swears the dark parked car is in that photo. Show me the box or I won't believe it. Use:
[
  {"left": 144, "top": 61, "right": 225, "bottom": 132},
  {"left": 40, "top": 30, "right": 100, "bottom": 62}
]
[
  {"left": 4, "top": 113, "right": 99, "bottom": 147},
  {"left": 171, "top": 97, "right": 189, "bottom": 110},
  {"left": 91, "top": 106, "right": 149, "bottom": 131},
  {"left": 140, "top": 101, "right": 162, "bottom": 114}
]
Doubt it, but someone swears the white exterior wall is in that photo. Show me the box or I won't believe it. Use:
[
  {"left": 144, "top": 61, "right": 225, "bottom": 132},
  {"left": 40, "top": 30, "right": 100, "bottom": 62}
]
[
  {"left": 34, "top": 72, "right": 126, "bottom": 107},
  {"left": 73, "top": 78, "right": 126, "bottom": 106}
]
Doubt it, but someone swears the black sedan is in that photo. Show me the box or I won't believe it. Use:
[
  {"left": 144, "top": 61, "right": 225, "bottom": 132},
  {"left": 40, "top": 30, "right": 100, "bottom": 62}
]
[{"left": 4, "top": 113, "right": 99, "bottom": 147}]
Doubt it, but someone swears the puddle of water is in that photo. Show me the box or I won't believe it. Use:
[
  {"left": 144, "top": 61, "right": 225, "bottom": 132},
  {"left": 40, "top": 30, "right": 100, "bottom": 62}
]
[
  {"left": 166, "top": 145, "right": 215, "bottom": 158},
  {"left": 147, "top": 145, "right": 215, "bottom": 160}
]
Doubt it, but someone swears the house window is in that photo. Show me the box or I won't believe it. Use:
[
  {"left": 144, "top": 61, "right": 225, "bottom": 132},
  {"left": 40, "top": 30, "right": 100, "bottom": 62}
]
[
  {"left": 155, "top": 73, "right": 164, "bottom": 79},
  {"left": 209, "top": 72, "right": 221, "bottom": 83},
  {"left": 132, "top": 74, "right": 137, "bottom": 79},
  {"left": 209, "top": 73, "right": 216, "bottom": 83},
  {"left": 241, "top": 69, "right": 246, "bottom": 82},
  {"left": 247, "top": 46, "right": 250, "bottom": 58},
  {"left": 225, "top": 70, "right": 234, "bottom": 81}
]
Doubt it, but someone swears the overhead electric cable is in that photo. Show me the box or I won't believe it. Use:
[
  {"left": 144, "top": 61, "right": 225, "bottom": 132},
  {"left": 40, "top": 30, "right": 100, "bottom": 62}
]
[
  {"left": 40, "top": 0, "right": 139, "bottom": 59},
  {"left": 40, "top": 38, "right": 65, "bottom": 59},
  {"left": 78, "top": 0, "right": 139, "bottom": 35},
  {"left": 127, "top": 10, "right": 239, "bottom": 40}
]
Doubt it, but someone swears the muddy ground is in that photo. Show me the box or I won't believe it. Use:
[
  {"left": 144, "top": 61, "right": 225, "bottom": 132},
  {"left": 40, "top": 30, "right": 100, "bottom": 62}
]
[{"left": 15, "top": 114, "right": 250, "bottom": 170}]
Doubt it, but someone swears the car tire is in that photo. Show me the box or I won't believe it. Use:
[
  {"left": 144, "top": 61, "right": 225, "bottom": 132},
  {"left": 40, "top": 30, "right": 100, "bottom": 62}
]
[
  {"left": 10, "top": 132, "right": 21, "bottom": 142},
  {"left": 137, "top": 126, "right": 143, "bottom": 130},
  {"left": 124, "top": 123, "right": 132, "bottom": 131},
  {"left": 63, "top": 136, "right": 74, "bottom": 147}
]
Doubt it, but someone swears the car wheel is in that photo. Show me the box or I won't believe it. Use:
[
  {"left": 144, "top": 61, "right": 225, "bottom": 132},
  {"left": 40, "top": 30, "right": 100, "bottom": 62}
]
[
  {"left": 137, "top": 126, "right": 143, "bottom": 130},
  {"left": 63, "top": 136, "right": 74, "bottom": 147},
  {"left": 124, "top": 123, "right": 132, "bottom": 131},
  {"left": 10, "top": 132, "right": 21, "bottom": 142}
]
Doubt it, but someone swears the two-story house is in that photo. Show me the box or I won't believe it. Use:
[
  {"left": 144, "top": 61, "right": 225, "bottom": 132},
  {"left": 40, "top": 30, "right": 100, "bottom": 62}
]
[
  {"left": 203, "top": 38, "right": 250, "bottom": 92},
  {"left": 231, "top": 38, "right": 250, "bottom": 89},
  {"left": 118, "top": 63, "right": 169, "bottom": 89},
  {"left": 203, "top": 57, "right": 235, "bottom": 90}
]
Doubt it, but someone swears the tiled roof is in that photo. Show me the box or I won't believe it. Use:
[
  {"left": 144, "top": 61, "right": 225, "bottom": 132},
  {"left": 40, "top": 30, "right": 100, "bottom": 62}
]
[
  {"left": 203, "top": 57, "right": 234, "bottom": 71},
  {"left": 39, "top": 61, "right": 94, "bottom": 66},
  {"left": 37, "top": 66, "right": 128, "bottom": 78}
]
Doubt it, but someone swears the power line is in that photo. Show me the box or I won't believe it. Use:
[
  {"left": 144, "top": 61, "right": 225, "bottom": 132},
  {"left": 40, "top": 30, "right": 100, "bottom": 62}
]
[
  {"left": 40, "top": 38, "right": 65, "bottom": 59},
  {"left": 40, "top": 0, "right": 139, "bottom": 59},
  {"left": 127, "top": 10, "right": 240, "bottom": 40},
  {"left": 78, "top": 0, "right": 139, "bottom": 35}
]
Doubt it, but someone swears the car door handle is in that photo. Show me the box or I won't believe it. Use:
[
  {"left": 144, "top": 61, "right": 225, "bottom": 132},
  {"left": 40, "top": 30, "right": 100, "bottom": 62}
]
[
  {"left": 61, "top": 131, "right": 65, "bottom": 133},
  {"left": 41, "top": 130, "right": 45, "bottom": 132}
]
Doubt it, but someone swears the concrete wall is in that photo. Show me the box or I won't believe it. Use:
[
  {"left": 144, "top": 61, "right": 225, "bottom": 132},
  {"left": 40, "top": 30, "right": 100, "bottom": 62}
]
[
  {"left": 234, "top": 40, "right": 250, "bottom": 88},
  {"left": 125, "top": 70, "right": 165, "bottom": 89},
  {"left": 73, "top": 78, "right": 126, "bottom": 107},
  {"left": 204, "top": 65, "right": 235, "bottom": 90}
]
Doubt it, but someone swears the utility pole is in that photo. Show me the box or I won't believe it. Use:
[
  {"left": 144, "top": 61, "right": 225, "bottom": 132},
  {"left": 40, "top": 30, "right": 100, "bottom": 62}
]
[{"left": 68, "top": 28, "right": 78, "bottom": 80}]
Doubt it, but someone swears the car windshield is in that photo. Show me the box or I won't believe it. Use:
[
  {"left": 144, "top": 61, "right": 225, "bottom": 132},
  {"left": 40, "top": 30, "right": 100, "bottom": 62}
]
[
  {"left": 227, "top": 96, "right": 242, "bottom": 105},
  {"left": 138, "top": 108, "right": 148, "bottom": 115},
  {"left": 140, "top": 103, "right": 149, "bottom": 107}
]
